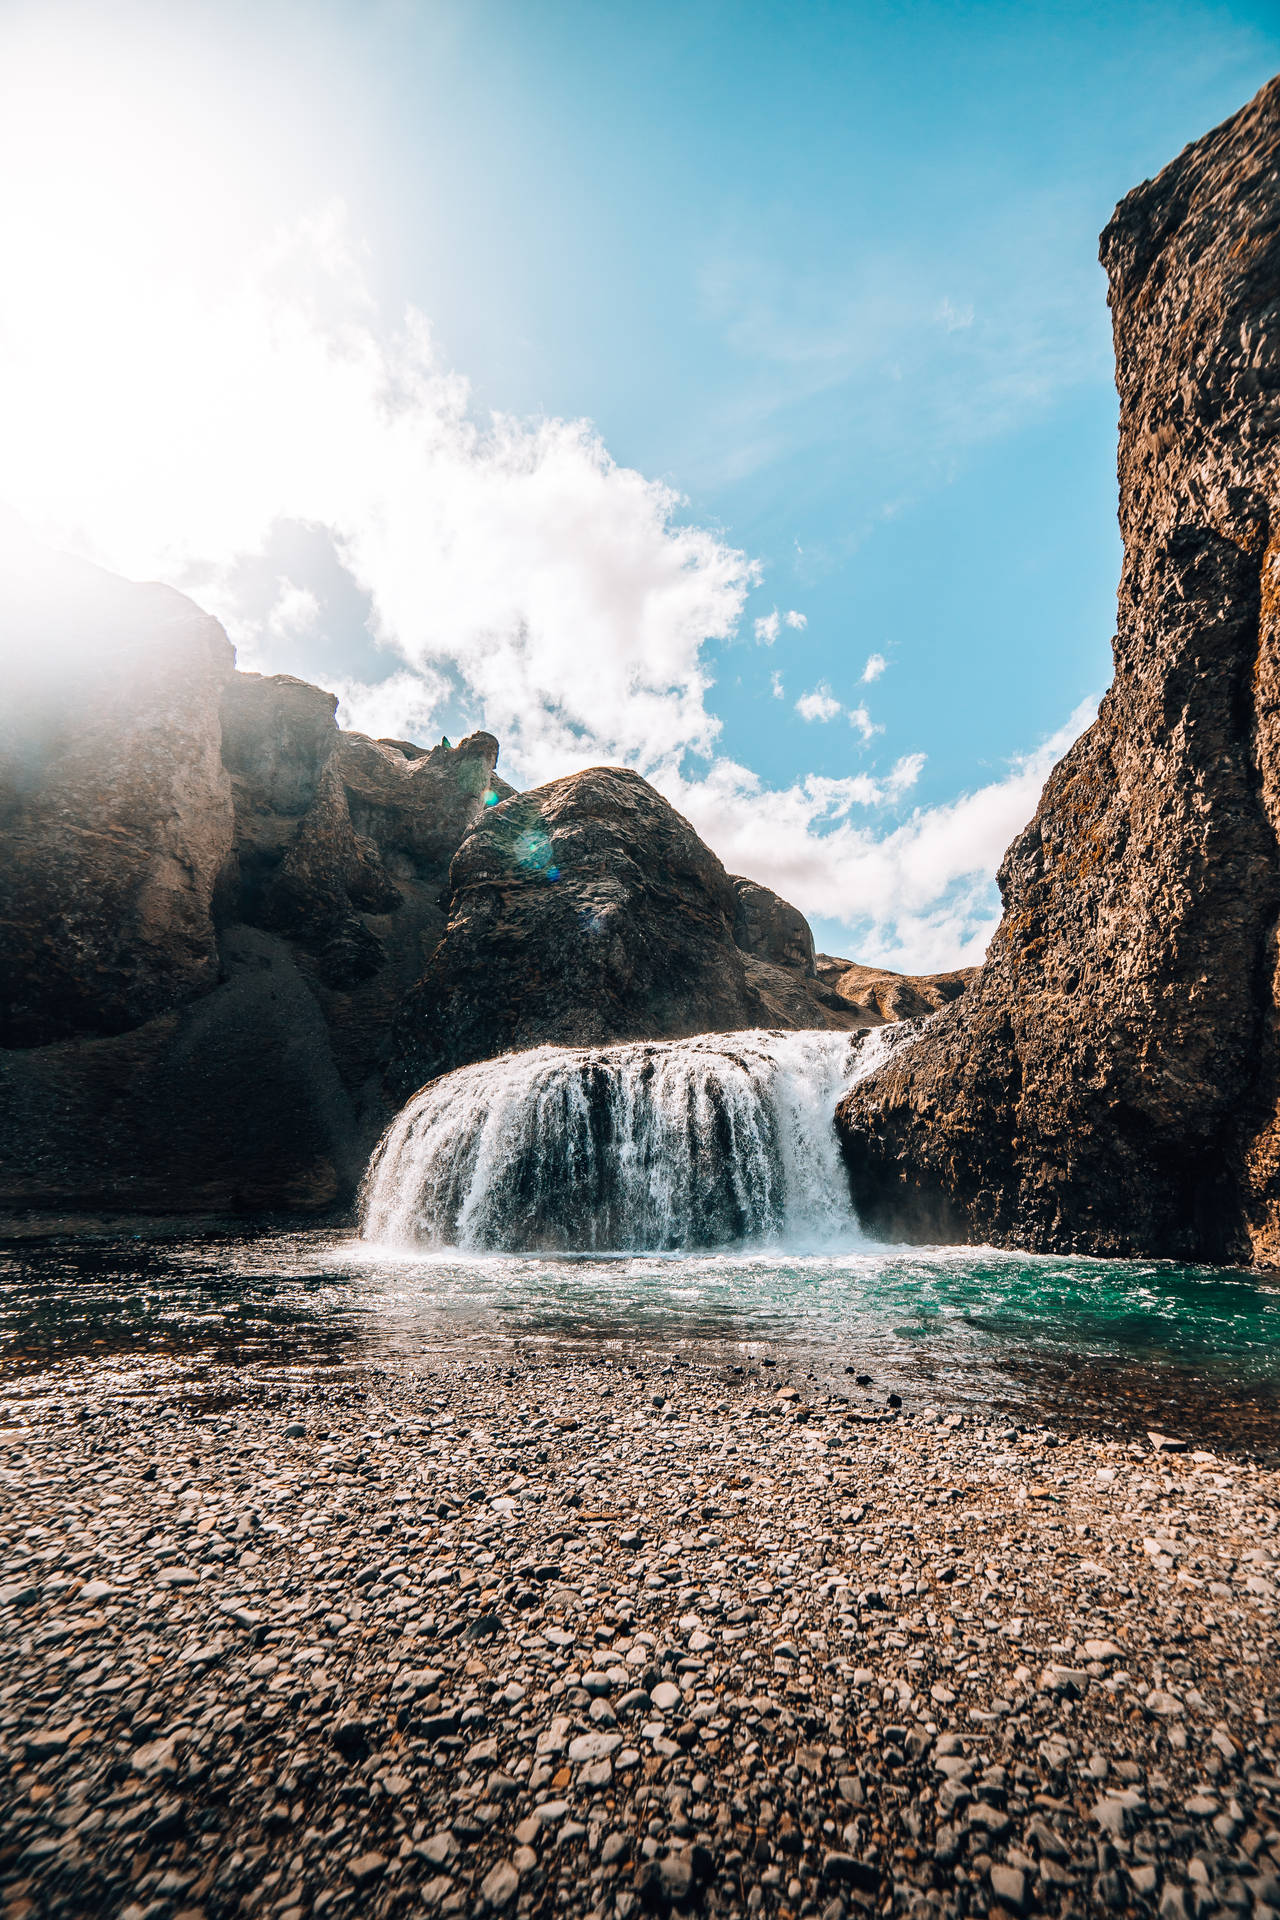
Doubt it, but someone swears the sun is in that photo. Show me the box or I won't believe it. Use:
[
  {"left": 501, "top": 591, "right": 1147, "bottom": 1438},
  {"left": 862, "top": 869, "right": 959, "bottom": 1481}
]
[{"left": 0, "top": 8, "right": 314, "bottom": 586}]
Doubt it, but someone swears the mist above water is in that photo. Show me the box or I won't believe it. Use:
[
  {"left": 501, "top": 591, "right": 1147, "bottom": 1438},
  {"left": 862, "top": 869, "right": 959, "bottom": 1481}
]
[{"left": 360, "top": 1027, "right": 903, "bottom": 1254}]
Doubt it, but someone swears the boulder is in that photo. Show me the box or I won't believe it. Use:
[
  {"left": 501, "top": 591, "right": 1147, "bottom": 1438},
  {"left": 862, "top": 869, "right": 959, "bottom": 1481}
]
[
  {"left": 837, "top": 78, "right": 1280, "bottom": 1263},
  {"left": 0, "top": 551, "right": 234, "bottom": 1046},
  {"left": 391, "top": 768, "right": 774, "bottom": 1089}
]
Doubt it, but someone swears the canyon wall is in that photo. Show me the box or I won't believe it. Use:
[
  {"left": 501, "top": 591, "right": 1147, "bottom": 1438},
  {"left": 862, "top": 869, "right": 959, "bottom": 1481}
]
[
  {"left": 838, "top": 77, "right": 1280, "bottom": 1264},
  {"left": 0, "top": 556, "right": 503, "bottom": 1209},
  {"left": 0, "top": 557, "right": 943, "bottom": 1211}
]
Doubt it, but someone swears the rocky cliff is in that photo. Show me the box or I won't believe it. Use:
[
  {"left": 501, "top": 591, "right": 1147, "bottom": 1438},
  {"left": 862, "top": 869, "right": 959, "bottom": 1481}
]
[
  {"left": 0, "top": 556, "right": 949, "bottom": 1211},
  {"left": 0, "top": 556, "right": 504, "bottom": 1210},
  {"left": 838, "top": 77, "right": 1280, "bottom": 1264},
  {"left": 0, "top": 551, "right": 235, "bottom": 1047}
]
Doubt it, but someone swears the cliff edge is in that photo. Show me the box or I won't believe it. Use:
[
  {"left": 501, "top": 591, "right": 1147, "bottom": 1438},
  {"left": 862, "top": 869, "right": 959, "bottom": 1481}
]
[{"left": 837, "top": 77, "right": 1280, "bottom": 1263}]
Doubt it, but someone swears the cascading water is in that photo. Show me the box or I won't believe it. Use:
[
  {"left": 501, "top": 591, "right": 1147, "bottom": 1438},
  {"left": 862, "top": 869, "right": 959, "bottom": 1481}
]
[{"left": 359, "top": 1024, "right": 906, "bottom": 1253}]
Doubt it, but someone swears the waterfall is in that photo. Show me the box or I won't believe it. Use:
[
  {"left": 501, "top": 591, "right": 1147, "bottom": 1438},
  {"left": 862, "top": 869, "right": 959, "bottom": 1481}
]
[{"left": 359, "top": 1024, "right": 905, "bottom": 1254}]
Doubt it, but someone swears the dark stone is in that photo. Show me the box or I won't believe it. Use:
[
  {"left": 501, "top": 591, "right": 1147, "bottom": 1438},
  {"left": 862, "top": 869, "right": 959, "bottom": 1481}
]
[
  {"left": 821, "top": 1853, "right": 879, "bottom": 1894},
  {"left": 145, "top": 1800, "right": 187, "bottom": 1843},
  {"left": 330, "top": 1719, "right": 372, "bottom": 1763},
  {"left": 418, "top": 1713, "right": 461, "bottom": 1741},
  {"left": 837, "top": 77, "right": 1280, "bottom": 1265}
]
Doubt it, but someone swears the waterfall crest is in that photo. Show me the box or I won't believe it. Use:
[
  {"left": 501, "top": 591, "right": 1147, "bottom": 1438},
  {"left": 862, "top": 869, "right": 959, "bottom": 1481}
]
[{"left": 359, "top": 1025, "right": 903, "bottom": 1254}]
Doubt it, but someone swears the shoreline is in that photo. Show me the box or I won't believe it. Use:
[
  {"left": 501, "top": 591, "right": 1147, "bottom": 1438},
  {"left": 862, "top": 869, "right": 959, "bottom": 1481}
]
[
  {"left": 5, "top": 1219, "right": 1280, "bottom": 1460},
  {"left": 4, "top": 1353, "right": 1279, "bottom": 1920}
]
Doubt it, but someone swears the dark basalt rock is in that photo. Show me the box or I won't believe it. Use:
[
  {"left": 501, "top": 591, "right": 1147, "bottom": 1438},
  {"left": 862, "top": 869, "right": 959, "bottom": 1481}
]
[{"left": 837, "top": 78, "right": 1280, "bottom": 1264}]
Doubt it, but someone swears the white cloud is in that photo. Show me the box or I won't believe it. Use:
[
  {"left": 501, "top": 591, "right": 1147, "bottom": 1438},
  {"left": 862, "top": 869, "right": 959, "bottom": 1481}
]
[
  {"left": 795, "top": 684, "right": 842, "bottom": 723},
  {"left": 938, "top": 296, "right": 975, "bottom": 332},
  {"left": 665, "top": 700, "right": 1095, "bottom": 972},
  {"left": 770, "top": 670, "right": 785, "bottom": 700},
  {"left": 847, "top": 703, "right": 881, "bottom": 742},
  {"left": 784, "top": 609, "right": 807, "bottom": 630},
  {"left": 0, "top": 47, "right": 1100, "bottom": 973},
  {"left": 264, "top": 577, "right": 321, "bottom": 643},
  {"left": 861, "top": 651, "right": 887, "bottom": 683},
  {"left": 885, "top": 751, "right": 926, "bottom": 798},
  {"left": 0, "top": 191, "right": 759, "bottom": 789},
  {"left": 334, "top": 667, "right": 452, "bottom": 744}
]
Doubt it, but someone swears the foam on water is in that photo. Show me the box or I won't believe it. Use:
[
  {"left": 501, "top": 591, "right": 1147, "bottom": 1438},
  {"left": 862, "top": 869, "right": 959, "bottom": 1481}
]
[{"left": 360, "top": 1025, "right": 906, "bottom": 1253}]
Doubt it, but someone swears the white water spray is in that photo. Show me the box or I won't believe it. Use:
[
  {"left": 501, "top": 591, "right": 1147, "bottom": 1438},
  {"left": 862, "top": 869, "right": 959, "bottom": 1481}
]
[{"left": 360, "top": 1025, "right": 906, "bottom": 1253}]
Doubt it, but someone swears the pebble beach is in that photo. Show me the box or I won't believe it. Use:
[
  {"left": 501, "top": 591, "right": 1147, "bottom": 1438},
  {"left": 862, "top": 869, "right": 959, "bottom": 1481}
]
[{"left": 3, "top": 1353, "right": 1279, "bottom": 1920}]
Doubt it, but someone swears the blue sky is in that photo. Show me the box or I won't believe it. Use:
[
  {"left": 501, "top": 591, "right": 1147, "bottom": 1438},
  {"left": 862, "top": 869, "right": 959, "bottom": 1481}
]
[{"left": 1, "top": 0, "right": 1277, "bottom": 965}]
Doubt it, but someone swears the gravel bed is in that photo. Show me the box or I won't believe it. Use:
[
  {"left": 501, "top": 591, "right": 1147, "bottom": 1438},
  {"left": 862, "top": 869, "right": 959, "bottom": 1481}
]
[{"left": 2, "top": 1353, "right": 1279, "bottom": 1920}]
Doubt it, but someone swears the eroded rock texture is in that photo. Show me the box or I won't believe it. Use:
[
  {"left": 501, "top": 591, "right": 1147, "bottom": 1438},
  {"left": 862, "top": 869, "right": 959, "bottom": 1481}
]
[
  {"left": 0, "top": 552, "right": 235, "bottom": 1047},
  {"left": 815, "top": 957, "right": 976, "bottom": 1027},
  {"left": 838, "top": 77, "right": 1280, "bottom": 1263}
]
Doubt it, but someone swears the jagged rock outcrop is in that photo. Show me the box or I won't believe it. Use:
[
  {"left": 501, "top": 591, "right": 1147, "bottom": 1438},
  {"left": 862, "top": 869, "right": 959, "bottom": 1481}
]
[
  {"left": 838, "top": 77, "right": 1280, "bottom": 1263},
  {"left": 0, "top": 551, "right": 235, "bottom": 1046},
  {"left": 222, "top": 669, "right": 498, "bottom": 992},
  {"left": 0, "top": 559, "right": 504, "bottom": 1209}
]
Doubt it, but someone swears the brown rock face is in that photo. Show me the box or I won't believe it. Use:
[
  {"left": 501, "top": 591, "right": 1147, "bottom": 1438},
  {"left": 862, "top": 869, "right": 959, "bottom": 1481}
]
[
  {"left": 222, "top": 672, "right": 498, "bottom": 990},
  {"left": 837, "top": 78, "right": 1280, "bottom": 1263},
  {"left": 815, "top": 957, "right": 977, "bottom": 1027},
  {"left": 0, "top": 552, "right": 234, "bottom": 1046},
  {"left": 0, "top": 565, "right": 503, "bottom": 1210}
]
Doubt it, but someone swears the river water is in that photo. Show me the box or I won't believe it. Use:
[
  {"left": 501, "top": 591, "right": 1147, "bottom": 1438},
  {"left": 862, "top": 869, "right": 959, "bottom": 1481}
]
[
  {"left": 5, "top": 1027, "right": 1279, "bottom": 1445},
  {"left": 3, "top": 1222, "right": 1279, "bottom": 1446}
]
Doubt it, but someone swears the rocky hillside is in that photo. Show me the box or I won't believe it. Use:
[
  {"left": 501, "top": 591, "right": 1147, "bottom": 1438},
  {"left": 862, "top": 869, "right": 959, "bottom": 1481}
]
[
  {"left": 838, "top": 77, "right": 1280, "bottom": 1264},
  {"left": 0, "top": 554, "right": 953, "bottom": 1212}
]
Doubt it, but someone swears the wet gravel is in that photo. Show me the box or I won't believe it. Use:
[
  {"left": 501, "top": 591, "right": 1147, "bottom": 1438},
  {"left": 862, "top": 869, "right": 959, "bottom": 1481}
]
[{"left": 2, "top": 1353, "right": 1280, "bottom": 1920}]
